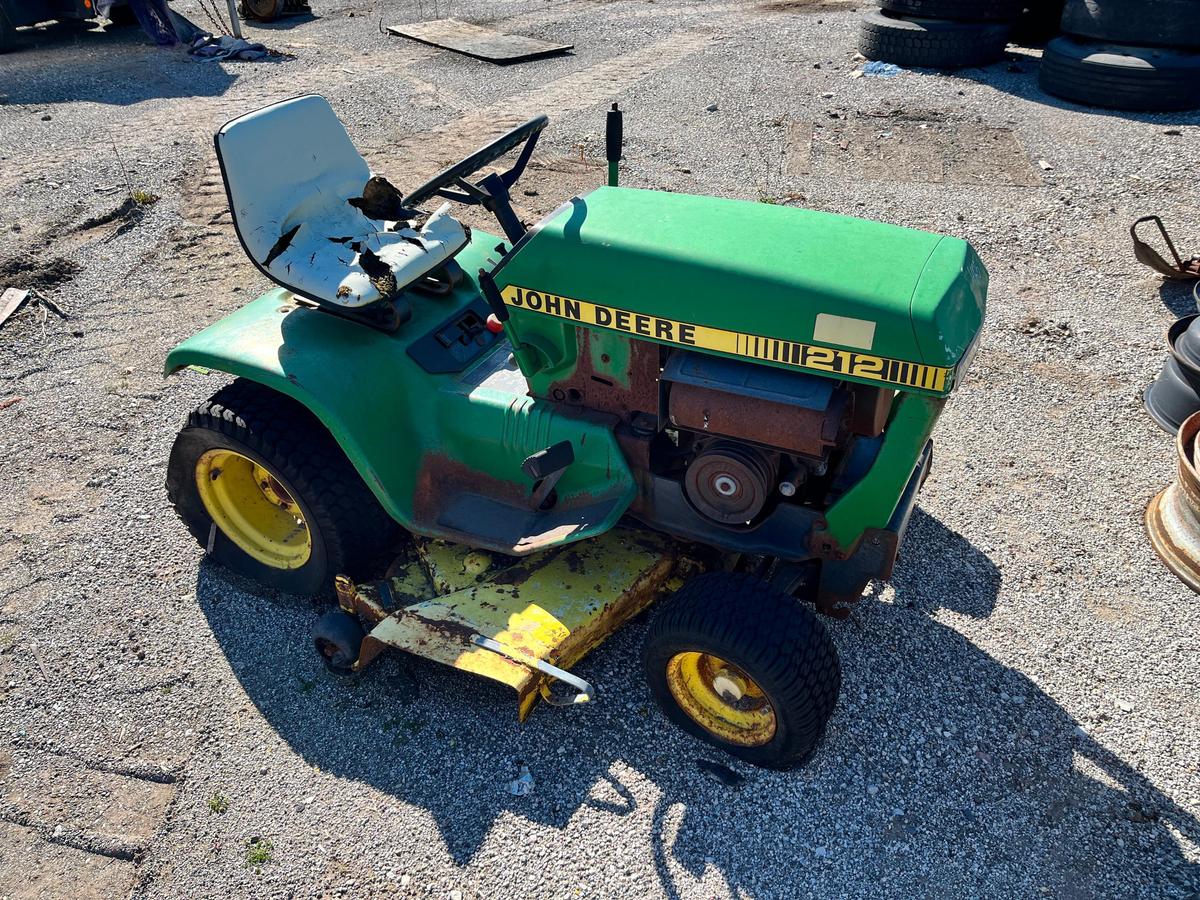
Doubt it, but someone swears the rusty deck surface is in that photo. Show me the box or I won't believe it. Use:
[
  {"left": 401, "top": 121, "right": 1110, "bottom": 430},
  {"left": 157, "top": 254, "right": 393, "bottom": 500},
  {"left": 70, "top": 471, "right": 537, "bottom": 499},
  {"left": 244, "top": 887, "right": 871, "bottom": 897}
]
[{"left": 344, "top": 530, "right": 681, "bottom": 718}]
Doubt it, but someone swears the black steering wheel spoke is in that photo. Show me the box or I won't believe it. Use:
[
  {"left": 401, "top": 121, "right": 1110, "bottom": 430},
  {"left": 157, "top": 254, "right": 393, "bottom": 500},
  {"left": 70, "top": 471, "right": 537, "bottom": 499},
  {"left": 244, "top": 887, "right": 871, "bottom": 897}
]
[
  {"left": 406, "top": 116, "right": 549, "bottom": 210},
  {"left": 452, "top": 177, "right": 491, "bottom": 203},
  {"left": 499, "top": 128, "right": 541, "bottom": 190}
]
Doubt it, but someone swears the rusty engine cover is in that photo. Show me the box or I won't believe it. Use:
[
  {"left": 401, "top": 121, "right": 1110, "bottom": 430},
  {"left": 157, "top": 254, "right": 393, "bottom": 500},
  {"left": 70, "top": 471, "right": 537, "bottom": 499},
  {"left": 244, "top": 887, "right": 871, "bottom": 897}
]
[{"left": 663, "top": 350, "right": 888, "bottom": 456}]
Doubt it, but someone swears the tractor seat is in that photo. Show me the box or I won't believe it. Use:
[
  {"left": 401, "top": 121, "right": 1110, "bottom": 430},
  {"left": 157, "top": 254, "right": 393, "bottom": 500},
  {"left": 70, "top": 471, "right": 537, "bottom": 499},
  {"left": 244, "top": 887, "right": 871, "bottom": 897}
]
[{"left": 215, "top": 95, "right": 468, "bottom": 310}]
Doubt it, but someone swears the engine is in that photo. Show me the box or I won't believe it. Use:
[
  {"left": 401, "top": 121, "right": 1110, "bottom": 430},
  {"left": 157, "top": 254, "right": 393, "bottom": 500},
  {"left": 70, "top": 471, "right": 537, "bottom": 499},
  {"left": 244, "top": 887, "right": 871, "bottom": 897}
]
[{"left": 655, "top": 350, "right": 892, "bottom": 529}]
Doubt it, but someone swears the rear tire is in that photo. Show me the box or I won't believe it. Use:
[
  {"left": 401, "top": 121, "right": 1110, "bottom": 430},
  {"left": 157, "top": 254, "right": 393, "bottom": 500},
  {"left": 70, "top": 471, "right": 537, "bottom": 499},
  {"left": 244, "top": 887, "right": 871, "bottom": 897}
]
[
  {"left": 1060, "top": 0, "right": 1200, "bottom": 51},
  {"left": 643, "top": 572, "right": 841, "bottom": 769},
  {"left": 1039, "top": 37, "right": 1200, "bottom": 111},
  {"left": 167, "top": 378, "right": 399, "bottom": 595},
  {"left": 878, "top": 0, "right": 1022, "bottom": 23},
  {"left": 859, "top": 11, "right": 1011, "bottom": 68}
]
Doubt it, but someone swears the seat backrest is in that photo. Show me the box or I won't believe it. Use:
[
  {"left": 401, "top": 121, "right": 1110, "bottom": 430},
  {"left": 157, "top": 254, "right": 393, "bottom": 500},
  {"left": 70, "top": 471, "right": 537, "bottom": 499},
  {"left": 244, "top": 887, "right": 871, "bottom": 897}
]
[{"left": 216, "top": 95, "right": 371, "bottom": 269}]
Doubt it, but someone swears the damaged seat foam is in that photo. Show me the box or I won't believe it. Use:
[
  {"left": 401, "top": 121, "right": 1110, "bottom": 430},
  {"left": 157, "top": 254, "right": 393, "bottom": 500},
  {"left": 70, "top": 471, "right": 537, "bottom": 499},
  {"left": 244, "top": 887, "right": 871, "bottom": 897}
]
[{"left": 216, "top": 94, "right": 469, "bottom": 310}]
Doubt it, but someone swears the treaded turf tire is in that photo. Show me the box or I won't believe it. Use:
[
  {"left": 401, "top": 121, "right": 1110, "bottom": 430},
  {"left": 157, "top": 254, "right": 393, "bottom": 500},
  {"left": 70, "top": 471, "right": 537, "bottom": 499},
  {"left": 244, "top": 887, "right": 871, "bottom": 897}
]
[
  {"left": 879, "top": 0, "right": 1022, "bottom": 23},
  {"left": 1060, "top": 0, "right": 1200, "bottom": 51},
  {"left": 859, "top": 11, "right": 1011, "bottom": 67},
  {"left": 167, "top": 378, "right": 398, "bottom": 595},
  {"left": 643, "top": 572, "right": 841, "bottom": 769},
  {"left": 1039, "top": 37, "right": 1200, "bottom": 111}
]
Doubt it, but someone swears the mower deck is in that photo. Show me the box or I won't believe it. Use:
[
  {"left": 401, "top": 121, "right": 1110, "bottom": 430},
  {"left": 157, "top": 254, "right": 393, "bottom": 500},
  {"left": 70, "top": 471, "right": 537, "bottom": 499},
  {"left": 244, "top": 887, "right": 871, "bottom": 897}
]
[{"left": 336, "top": 530, "right": 683, "bottom": 718}]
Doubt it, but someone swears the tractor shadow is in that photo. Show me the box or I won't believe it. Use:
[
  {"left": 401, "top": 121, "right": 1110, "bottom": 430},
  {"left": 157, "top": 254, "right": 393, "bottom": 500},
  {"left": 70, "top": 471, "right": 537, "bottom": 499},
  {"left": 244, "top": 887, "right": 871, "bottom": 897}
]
[{"left": 195, "top": 508, "right": 1199, "bottom": 895}]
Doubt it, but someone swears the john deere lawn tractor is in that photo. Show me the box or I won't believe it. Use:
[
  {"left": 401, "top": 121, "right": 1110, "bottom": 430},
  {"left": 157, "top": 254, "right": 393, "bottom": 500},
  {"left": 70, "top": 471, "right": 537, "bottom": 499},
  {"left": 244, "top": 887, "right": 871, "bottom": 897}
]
[{"left": 165, "top": 96, "right": 986, "bottom": 768}]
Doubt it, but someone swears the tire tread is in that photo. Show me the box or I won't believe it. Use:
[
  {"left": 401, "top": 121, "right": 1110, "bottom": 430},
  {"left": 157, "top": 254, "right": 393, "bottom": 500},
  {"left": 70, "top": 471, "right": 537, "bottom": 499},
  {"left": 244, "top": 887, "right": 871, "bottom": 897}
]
[
  {"left": 168, "top": 378, "right": 397, "bottom": 591},
  {"left": 643, "top": 572, "right": 841, "bottom": 768},
  {"left": 859, "top": 12, "right": 1011, "bottom": 67},
  {"left": 1039, "top": 38, "right": 1200, "bottom": 111}
]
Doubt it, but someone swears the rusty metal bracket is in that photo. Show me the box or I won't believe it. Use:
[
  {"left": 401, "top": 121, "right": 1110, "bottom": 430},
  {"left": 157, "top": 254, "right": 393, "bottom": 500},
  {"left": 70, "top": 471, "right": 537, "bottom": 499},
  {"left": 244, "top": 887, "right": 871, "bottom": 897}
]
[{"left": 1131, "top": 216, "right": 1200, "bottom": 281}]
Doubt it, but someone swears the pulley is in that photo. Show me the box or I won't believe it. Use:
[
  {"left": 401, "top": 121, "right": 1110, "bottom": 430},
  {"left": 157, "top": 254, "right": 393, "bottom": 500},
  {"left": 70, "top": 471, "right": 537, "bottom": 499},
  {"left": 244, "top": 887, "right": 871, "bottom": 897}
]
[{"left": 684, "top": 441, "right": 777, "bottom": 525}]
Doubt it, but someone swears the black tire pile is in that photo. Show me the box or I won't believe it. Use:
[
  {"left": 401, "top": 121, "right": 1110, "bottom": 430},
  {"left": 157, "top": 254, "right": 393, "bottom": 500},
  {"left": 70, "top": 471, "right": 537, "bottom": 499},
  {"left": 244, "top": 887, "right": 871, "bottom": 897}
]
[
  {"left": 858, "top": 0, "right": 1025, "bottom": 68},
  {"left": 1040, "top": 0, "right": 1200, "bottom": 111},
  {"left": 857, "top": 0, "right": 1200, "bottom": 111}
]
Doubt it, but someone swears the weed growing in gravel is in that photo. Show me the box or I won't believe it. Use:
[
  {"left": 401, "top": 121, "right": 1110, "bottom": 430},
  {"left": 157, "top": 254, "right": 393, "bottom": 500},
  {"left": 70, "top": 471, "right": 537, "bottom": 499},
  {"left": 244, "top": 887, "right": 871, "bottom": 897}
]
[
  {"left": 244, "top": 837, "right": 273, "bottom": 868},
  {"left": 207, "top": 792, "right": 229, "bottom": 815},
  {"left": 131, "top": 190, "right": 158, "bottom": 207}
]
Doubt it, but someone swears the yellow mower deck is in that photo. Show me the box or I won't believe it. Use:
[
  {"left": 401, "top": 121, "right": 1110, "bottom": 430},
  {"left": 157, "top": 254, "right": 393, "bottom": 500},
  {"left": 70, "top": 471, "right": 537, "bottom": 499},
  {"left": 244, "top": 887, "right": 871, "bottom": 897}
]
[{"left": 336, "top": 530, "right": 682, "bottom": 719}]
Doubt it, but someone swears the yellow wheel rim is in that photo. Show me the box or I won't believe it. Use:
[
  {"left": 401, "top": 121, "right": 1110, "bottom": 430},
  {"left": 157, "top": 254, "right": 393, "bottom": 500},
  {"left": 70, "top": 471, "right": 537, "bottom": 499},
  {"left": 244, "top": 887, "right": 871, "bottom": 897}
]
[
  {"left": 665, "top": 652, "right": 776, "bottom": 747},
  {"left": 195, "top": 449, "right": 312, "bottom": 569}
]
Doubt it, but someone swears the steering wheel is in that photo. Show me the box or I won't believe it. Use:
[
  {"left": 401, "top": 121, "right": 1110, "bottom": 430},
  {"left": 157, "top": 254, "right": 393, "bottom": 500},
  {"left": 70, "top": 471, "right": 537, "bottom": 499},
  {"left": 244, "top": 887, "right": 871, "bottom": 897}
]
[{"left": 406, "top": 116, "right": 549, "bottom": 208}]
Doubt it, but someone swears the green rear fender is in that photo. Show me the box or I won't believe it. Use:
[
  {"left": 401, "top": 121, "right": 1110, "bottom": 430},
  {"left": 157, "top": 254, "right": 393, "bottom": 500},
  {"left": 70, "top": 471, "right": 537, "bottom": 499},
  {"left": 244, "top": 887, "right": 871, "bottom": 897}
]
[
  {"left": 165, "top": 291, "right": 420, "bottom": 524},
  {"left": 164, "top": 289, "right": 635, "bottom": 546}
]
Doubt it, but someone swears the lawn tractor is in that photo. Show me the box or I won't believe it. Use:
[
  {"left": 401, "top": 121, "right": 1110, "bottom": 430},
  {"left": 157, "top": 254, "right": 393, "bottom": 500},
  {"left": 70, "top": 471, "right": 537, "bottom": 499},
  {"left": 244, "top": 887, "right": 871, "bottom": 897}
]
[{"left": 165, "top": 95, "right": 987, "bottom": 768}]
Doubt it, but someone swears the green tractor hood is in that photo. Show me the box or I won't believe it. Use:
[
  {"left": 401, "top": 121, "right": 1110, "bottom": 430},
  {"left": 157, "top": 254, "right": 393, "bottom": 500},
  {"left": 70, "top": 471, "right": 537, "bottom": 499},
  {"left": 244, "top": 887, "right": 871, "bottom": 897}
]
[{"left": 494, "top": 187, "right": 987, "bottom": 395}]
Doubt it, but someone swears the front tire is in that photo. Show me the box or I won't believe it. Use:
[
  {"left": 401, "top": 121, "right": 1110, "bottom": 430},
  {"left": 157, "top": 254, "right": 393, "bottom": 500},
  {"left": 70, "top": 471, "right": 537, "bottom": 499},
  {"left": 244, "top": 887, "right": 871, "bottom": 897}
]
[
  {"left": 643, "top": 572, "right": 841, "bottom": 769},
  {"left": 167, "top": 379, "right": 398, "bottom": 595}
]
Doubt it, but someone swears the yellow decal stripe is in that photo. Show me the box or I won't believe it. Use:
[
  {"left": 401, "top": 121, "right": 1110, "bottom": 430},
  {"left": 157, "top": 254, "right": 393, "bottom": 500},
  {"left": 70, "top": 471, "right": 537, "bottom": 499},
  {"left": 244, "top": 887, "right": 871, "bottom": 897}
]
[{"left": 501, "top": 285, "right": 951, "bottom": 393}]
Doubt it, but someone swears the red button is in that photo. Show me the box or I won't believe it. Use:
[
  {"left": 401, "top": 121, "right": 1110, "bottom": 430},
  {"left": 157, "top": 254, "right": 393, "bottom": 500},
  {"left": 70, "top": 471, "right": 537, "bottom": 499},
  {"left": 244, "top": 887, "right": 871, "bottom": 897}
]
[{"left": 485, "top": 314, "right": 505, "bottom": 334}]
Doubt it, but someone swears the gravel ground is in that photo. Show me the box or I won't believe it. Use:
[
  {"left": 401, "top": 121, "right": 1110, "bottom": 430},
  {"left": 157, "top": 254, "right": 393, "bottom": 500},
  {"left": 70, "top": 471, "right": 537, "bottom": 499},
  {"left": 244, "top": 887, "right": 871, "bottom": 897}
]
[{"left": 0, "top": 1, "right": 1198, "bottom": 897}]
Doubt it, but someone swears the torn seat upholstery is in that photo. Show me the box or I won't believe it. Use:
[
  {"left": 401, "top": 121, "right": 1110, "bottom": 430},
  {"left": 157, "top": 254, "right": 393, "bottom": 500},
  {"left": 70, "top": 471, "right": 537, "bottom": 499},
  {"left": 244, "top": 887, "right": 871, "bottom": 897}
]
[{"left": 216, "top": 94, "right": 469, "bottom": 310}]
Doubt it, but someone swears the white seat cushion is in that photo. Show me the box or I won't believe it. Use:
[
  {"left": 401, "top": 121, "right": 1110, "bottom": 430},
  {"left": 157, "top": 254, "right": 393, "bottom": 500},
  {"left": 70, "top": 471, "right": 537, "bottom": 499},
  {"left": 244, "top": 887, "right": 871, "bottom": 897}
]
[{"left": 216, "top": 95, "right": 468, "bottom": 309}]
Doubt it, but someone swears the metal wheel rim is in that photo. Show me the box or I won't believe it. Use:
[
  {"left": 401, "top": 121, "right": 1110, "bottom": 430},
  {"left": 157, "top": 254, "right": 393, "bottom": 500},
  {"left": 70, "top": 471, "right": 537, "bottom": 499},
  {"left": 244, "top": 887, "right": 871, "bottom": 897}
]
[
  {"left": 195, "top": 448, "right": 312, "bottom": 569},
  {"left": 665, "top": 651, "right": 777, "bottom": 747}
]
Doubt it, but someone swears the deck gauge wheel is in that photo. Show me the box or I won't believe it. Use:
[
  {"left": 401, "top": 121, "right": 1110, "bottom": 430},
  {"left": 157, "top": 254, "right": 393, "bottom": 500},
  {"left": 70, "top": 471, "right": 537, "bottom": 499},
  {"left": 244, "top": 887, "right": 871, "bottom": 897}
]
[{"left": 312, "top": 610, "right": 365, "bottom": 675}]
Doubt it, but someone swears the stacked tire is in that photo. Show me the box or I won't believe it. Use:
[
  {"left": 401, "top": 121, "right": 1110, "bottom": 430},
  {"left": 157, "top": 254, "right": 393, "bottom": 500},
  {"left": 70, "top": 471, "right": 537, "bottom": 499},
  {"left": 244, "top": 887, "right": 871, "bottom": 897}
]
[
  {"left": 239, "top": 0, "right": 311, "bottom": 21},
  {"left": 1039, "top": 0, "right": 1200, "bottom": 111},
  {"left": 859, "top": 0, "right": 1021, "bottom": 68}
]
